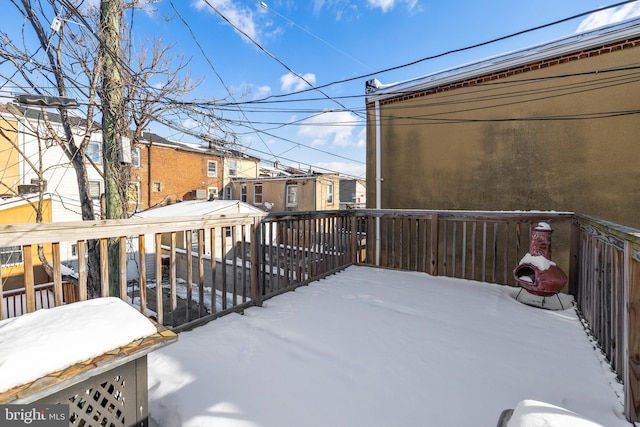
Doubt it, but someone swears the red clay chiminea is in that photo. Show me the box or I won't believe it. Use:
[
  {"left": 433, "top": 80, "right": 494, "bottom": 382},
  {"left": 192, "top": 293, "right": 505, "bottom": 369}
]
[{"left": 513, "top": 222, "right": 567, "bottom": 297}]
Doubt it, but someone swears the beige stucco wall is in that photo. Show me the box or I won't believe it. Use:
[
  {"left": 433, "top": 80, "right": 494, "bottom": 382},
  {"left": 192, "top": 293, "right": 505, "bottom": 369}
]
[
  {"left": 229, "top": 174, "right": 340, "bottom": 212},
  {"left": 367, "top": 41, "right": 640, "bottom": 229},
  {"left": 0, "top": 118, "right": 20, "bottom": 196}
]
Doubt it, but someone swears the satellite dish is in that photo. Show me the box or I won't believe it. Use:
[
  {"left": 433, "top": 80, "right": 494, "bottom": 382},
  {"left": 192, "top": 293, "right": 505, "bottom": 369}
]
[{"left": 264, "top": 202, "right": 274, "bottom": 210}]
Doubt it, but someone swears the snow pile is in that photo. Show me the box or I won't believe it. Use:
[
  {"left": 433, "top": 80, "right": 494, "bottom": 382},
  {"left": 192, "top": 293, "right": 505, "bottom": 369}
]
[
  {"left": 508, "top": 399, "right": 604, "bottom": 427},
  {"left": 518, "top": 253, "right": 557, "bottom": 271}
]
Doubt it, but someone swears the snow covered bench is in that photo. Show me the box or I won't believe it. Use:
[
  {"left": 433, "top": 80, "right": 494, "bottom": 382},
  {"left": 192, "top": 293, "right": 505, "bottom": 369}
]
[{"left": 0, "top": 298, "right": 177, "bottom": 426}]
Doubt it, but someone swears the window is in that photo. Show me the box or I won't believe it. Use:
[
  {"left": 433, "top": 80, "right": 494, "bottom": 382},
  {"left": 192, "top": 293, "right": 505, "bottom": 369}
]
[
  {"left": 228, "top": 160, "right": 237, "bottom": 177},
  {"left": 327, "top": 182, "right": 334, "bottom": 204},
  {"left": 0, "top": 246, "right": 23, "bottom": 266},
  {"left": 153, "top": 182, "right": 161, "bottom": 192},
  {"left": 208, "top": 187, "right": 218, "bottom": 200},
  {"left": 253, "top": 184, "right": 263, "bottom": 204},
  {"left": 128, "top": 182, "right": 140, "bottom": 203},
  {"left": 88, "top": 180, "right": 101, "bottom": 200},
  {"left": 86, "top": 141, "right": 102, "bottom": 163},
  {"left": 191, "top": 230, "right": 200, "bottom": 253},
  {"left": 207, "top": 160, "right": 218, "bottom": 177},
  {"left": 286, "top": 184, "right": 298, "bottom": 207},
  {"left": 241, "top": 184, "right": 247, "bottom": 202},
  {"left": 132, "top": 148, "right": 141, "bottom": 167}
]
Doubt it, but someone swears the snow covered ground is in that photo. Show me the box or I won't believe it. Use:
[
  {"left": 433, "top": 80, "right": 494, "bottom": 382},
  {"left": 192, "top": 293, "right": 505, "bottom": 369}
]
[{"left": 147, "top": 266, "right": 631, "bottom": 427}]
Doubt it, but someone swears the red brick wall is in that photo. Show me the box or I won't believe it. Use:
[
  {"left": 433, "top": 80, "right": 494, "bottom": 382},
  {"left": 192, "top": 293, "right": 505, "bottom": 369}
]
[{"left": 131, "top": 144, "right": 223, "bottom": 211}]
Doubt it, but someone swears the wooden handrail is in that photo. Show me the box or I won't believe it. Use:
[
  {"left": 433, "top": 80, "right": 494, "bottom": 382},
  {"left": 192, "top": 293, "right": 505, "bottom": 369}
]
[{"left": 0, "top": 208, "right": 638, "bottom": 422}]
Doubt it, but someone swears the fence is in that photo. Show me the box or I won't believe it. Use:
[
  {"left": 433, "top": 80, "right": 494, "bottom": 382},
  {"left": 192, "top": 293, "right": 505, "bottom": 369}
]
[{"left": 0, "top": 209, "right": 638, "bottom": 421}]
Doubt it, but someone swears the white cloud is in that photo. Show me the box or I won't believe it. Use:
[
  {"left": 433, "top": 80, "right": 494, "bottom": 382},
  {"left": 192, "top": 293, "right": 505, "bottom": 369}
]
[
  {"left": 367, "top": 0, "right": 395, "bottom": 12},
  {"left": 297, "top": 111, "right": 364, "bottom": 148},
  {"left": 367, "top": 0, "right": 418, "bottom": 13},
  {"left": 280, "top": 72, "right": 317, "bottom": 93},
  {"left": 576, "top": 1, "right": 640, "bottom": 32},
  {"left": 252, "top": 85, "right": 272, "bottom": 100},
  {"left": 192, "top": 0, "right": 260, "bottom": 41},
  {"left": 182, "top": 118, "right": 201, "bottom": 130},
  {"left": 316, "top": 161, "right": 366, "bottom": 178}
]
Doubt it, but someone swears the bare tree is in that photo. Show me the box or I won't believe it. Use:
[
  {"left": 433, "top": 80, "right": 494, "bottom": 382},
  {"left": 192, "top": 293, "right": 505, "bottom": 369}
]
[{"left": 0, "top": 0, "right": 200, "bottom": 297}]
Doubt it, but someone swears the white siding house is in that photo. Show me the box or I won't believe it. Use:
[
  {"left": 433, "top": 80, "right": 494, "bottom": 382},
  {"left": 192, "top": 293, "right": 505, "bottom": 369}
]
[{"left": 0, "top": 105, "right": 105, "bottom": 268}]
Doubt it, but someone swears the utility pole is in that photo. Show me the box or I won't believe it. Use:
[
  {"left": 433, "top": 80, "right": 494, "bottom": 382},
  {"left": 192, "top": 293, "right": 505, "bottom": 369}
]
[{"left": 100, "top": 0, "right": 127, "bottom": 296}]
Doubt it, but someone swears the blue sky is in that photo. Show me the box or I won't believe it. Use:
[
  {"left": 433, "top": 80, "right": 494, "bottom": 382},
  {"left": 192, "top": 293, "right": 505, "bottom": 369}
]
[{"left": 3, "top": 1, "right": 640, "bottom": 178}]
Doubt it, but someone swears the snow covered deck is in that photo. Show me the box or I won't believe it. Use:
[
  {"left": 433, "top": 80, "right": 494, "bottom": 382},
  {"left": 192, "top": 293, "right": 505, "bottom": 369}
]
[{"left": 147, "top": 266, "right": 628, "bottom": 427}]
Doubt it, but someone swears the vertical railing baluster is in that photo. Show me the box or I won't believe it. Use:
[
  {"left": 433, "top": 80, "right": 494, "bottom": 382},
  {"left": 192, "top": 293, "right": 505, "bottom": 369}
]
[
  {"left": 462, "top": 222, "right": 467, "bottom": 279},
  {"left": 170, "top": 231, "right": 177, "bottom": 328},
  {"left": 23, "top": 245, "right": 35, "bottom": 313},
  {"left": 185, "top": 230, "right": 193, "bottom": 322},
  {"left": 221, "top": 226, "right": 227, "bottom": 309},
  {"left": 100, "top": 239, "right": 109, "bottom": 297},
  {"left": 138, "top": 235, "right": 146, "bottom": 316},
  {"left": 198, "top": 229, "right": 205, "bottom": 316},
  {"left": 155, "top": 233, "right": 163, "bottom": 325},
  {"left": 210, "top": 227, "right": 217, "bottom": 313},
  {"left": 77, "top": 240, "right": 87, "bottom": 301},
  {"left": 52, "top": 242, "right": 62, "bottom": 307},
  {"left": 471, "top": 222, "right": 477, "bottom": 281}
]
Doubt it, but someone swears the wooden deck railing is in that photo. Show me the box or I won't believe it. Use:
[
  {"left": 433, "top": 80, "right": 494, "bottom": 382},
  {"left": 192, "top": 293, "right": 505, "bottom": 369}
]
[
  {"left": 0, "top": 209, "right": 638, "bottom": 421},
  {"left": 570, "top": 214, "right": 640, "bottom": 421}
]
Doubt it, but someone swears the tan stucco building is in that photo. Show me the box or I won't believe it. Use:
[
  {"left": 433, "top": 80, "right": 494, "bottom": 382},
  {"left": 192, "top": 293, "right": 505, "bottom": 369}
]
[
  {"left": 229, "top": 174, "right": 341, "bottom": 212},
  {"left": 366, "top": 18, "right": 640, "bottom": 228}
]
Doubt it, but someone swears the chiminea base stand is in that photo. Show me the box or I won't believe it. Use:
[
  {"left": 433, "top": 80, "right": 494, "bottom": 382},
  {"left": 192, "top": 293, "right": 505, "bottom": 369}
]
[{"left": 515, "top": 287, "right": 564, "bottom": 310}]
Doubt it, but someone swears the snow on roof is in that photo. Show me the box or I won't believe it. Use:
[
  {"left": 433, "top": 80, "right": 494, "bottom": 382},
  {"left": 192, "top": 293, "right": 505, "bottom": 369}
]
[
  {"left": 0, "top": 194, "right": 51, "bottom": 211},
  {"left": 0, "top": 297, "right": 158, "bottom": 393},
  {"left": 366, "top": 16, "right": 640, "bottom": 103},
  {"left": 133, "top": 200, "right": 266, "bottom": 218}
]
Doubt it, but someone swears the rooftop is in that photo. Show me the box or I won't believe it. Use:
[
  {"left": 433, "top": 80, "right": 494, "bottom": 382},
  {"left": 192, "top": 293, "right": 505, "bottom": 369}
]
[{"left": 365, "top": 16, "right": 640, "bottom": 103}]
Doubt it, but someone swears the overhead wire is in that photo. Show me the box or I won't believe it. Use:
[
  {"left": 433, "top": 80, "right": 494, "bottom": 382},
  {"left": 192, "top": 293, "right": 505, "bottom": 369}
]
[
  {"left": 240, "top": 0, "right": 640, "bottom": 104},
  {"left": 10, "top": 0, "right": 640, "bottom": 176},
  {"left": 198, "top": 0, "right": 365, "bottom": 119},
  {"left": 167, "top": 0, "right": 279, "bottom": 161}
]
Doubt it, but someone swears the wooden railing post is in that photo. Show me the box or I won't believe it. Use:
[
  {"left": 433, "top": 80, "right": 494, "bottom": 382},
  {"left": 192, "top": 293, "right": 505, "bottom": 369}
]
[
  {"left": 52, "top": 242, "right": 63, "bottom": 307},
  {"left": 251, "top": 218, "right": 262, "bottom": 307},
  {"left": 569, "top": 219, "right": 580, "bottom": 297},
  {"left": 430, "top": 214, "right": 439, "bottom": 276},
  {"left": 350, "top": 214, "right": 357, "bottom": 264},
  {"left": 138, "top": 235, "right": 147, "bottom": 316},
  {"left": 120, "top": 236, "right": 128, "bottom": 302},
  {"left": 625, "top": 240, "right": 640, "bottom": 422},
  {"left": 77, "top": 240, "right": 87, "bottom": 301},
  {"left": 154, "top": 233, "right": 163, "bottom": 325},
  {"left": 100, "top": 238, "right": 109, "bottom": 297},
  {"left": 23, "top": 245, "right": 35, "bottom": 313}
]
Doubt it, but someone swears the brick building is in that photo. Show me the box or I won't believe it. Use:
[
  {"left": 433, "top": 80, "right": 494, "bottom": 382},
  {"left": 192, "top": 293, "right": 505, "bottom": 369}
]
[{"left": 130, "top": 133, "right": 224, "bottom": 212}]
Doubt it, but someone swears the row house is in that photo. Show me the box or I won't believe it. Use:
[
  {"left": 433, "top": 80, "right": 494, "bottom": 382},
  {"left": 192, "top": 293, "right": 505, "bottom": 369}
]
[
  {"left": 0, "top": 104, "right": 103, "bottom": 289},
  {"left": 228, "top": 173, "right": 340, "bottom": 212},
  {"left": 130, "top": 133, "right": 261, "bottom": 212}
]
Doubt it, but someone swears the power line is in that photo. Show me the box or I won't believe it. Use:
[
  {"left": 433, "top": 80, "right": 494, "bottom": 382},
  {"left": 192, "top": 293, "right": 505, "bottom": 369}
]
[
  {"left": 198, "top": 0, "right": 365, "bottom": 120},
  {"left": 257, "top": 1, "right": 372, "bottom": 71},
  {"left": 243, "top": 0, "right": 640, "bottom": 103}
]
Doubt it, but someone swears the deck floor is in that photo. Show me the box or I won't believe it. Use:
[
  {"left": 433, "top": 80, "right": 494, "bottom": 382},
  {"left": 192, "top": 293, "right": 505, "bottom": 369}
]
[{"left": 147, "top": 266, "right": 629, "bottom": 427}]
